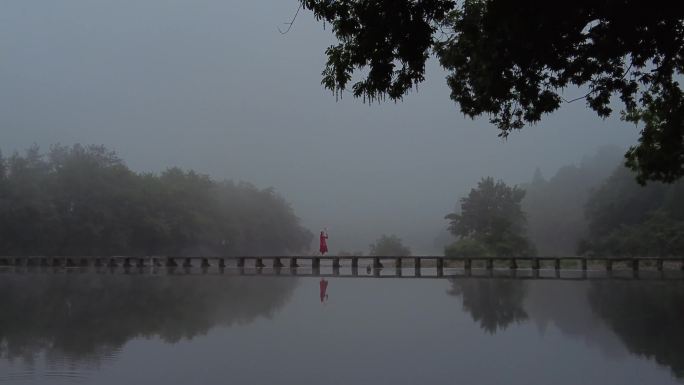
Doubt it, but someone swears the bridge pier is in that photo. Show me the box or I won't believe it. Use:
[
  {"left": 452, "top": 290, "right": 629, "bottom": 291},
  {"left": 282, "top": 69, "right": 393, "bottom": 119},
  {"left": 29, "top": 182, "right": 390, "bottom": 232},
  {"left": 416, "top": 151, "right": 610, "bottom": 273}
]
[
  {"left": 289, "top": 257, "right": 298, "bottom": 268},
  {"left": 395, "top": 257, "right": 402, "bottom": 269},
  {"left": 436, "top": 258, "right": 443, "bottom": 277},
  {"left": 509, "top": 258, "right": 517, "bottom": 270},
  {"left": 657, "top": 259, "right": 664, "bottom": 271},
  {"left": 532, "top": 258, "right": 540, "bottom": 270},
  {"left": 486, "top": 258, "right": 493, "bottom": 270},
  {"left": 183, "top": 258, "right": 193, "bottom": 268},
  {"left": 166, "top": 257, "right": 177, "bottom": 267},
  {"left": 218, "top": 258, "right": 226, "bottom": 268},
  {"left": 581, "top": 259, "right": 587, "bottom": 270},
  {"left": 237, "top": 257, "right": 245, "bottom": 268},
  {"left": 554, "top": 258, "right": 561, "bottom": 271},
  {"left": 632, "top": 259, "right": 639, "bottom": 272},
  {"left": 351, "top": 257, "right": 358, "bottom": 269},
  {"left": 373, "top": 257, "right": 383, "bottom": 269},
  {"left": 312, "top": 257, "right": 320, "bottom": 269},
  {"left": 606, "top": 259, "right": 613, "bottom": 272},
  {"left": 464, "top": 258, "right": 471, "bottom": 271},
  {"left": 332, "top": 257, "right": 340, "bottom": 269},
  {"left": 274, "top": 257, "right": 284, "bottom": 268}
]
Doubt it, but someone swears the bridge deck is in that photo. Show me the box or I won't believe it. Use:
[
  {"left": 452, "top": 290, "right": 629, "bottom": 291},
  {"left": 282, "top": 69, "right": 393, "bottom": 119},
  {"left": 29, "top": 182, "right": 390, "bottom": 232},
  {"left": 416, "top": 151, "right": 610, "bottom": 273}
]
[
  {"left": 1, "top": 255, "right": 683, "bottom": 275},
  {"left": 1, "top": 264, "right": 682, "bottom": 281}
]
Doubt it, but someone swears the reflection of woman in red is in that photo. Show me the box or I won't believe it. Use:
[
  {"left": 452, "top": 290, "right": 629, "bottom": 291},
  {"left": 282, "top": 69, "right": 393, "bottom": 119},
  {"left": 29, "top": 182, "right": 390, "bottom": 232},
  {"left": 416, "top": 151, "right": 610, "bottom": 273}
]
[
  {"left": 319, "top": 278, "right": 329, "bottom": 302},
  {"left": 319, "top": 229, "right": 329, "bottom": 255}
]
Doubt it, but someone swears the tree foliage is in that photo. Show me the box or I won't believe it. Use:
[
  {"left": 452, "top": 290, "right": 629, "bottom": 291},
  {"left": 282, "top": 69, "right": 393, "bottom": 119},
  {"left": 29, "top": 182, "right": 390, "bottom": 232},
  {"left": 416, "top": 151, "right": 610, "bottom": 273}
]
[
  {"left": 445, "top": 177, "right": 533, "bottom": 257},
  {"left": 0, "top": 145, "right": 312, "bottom": 256},
  {"left": 368, "top": 234, "right": 411, "bottom": 256},
  {"left": 301, "top": 0, "right": 684, "bottom": 183}
]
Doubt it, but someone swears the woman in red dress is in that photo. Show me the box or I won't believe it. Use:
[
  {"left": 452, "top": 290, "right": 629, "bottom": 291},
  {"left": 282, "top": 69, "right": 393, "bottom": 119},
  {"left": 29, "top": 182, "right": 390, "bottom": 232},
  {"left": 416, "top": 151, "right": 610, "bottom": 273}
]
[{"left": 319, "top": 230, "right": 328, "bottom": 255}]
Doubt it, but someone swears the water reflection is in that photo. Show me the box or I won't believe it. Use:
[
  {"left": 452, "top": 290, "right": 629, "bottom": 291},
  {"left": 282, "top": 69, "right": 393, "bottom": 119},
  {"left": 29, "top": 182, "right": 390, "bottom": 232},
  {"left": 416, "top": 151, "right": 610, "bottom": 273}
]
[
  {"left": 447, "top": 277, "right": 684, "bottom": 379},
  {"left": 2, "top": 272, "right": 684, "bottom": 384},
  {"left": 0, "top": 273, "right": 297, "bottom": 364},
  {"left": 319, "top": 278, "right": 329, "bottom": 303},
  {"left": 589, "top": 281, "right": 684, "bottom": 378},
  {"left": 447, "top": 279, "right": 528, "bottom": 333}
]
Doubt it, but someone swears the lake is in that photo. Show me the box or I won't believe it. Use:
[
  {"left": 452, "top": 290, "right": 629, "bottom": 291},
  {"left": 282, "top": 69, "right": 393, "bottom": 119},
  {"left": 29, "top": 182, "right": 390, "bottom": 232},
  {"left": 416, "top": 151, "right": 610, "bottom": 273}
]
[{"left": 1, "top": 268, "right": 683, "bottom": 384}]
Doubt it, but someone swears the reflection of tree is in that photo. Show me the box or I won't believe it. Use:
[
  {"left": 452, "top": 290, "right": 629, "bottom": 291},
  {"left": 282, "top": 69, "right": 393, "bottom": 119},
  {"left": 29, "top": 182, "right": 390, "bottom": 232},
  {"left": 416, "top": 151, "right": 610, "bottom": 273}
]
[
  {"left": 0, "top": 273, "right": 297, "bottom": 364},
  {"left": 447, "top": 278, "right": 528, "bottom": 334},
  {"left": 588, "top": 281, "right": 684, "bottom": 378}
]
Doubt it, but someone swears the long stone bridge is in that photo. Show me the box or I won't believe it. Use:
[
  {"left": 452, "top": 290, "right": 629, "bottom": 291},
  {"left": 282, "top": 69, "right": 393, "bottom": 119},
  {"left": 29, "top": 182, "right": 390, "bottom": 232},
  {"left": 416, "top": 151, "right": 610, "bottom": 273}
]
[{"left": 2, "top": 255, "right": 683, "bottom": 280}]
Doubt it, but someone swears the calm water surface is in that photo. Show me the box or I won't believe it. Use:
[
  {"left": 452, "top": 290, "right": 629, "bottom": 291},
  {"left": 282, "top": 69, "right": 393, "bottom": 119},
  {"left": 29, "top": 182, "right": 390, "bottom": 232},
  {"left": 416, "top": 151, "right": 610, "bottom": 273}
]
[{"left": 1, "top": 269, "right": 683, "bottom": 384}]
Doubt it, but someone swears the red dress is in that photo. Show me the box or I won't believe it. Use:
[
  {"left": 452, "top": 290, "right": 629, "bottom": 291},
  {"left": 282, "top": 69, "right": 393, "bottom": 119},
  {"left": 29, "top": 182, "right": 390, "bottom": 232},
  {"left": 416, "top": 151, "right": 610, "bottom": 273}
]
[{"left": 319, "top": 232, "right": 328, "bottom": 255}]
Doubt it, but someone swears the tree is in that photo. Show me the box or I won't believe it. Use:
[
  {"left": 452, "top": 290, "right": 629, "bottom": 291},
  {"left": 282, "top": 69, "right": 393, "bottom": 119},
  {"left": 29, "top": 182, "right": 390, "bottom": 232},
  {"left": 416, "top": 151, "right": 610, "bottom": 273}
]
[
  {"left": 300, "top": 0, "right": 684, "bottom": 183},
  {"left": 445, "top": 177, "right": 533, "bottom": 257},
  {"left": 368, "top": 234, "right": 412, "bottom": 256}
]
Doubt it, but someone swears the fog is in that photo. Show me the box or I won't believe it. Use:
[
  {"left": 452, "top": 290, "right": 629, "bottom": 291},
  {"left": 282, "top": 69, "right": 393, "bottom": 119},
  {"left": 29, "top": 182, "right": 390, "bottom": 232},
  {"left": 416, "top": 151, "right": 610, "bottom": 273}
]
[{"left": 0, "top": 0, "right": 639, "bottom": 253}]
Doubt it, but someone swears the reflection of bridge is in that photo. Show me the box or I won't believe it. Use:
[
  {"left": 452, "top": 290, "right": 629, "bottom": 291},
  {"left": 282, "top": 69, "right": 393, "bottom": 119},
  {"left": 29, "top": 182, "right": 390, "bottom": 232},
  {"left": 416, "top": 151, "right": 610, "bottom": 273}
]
[{"left": 1, "top": 256, "right": 683, "bottom": 280}]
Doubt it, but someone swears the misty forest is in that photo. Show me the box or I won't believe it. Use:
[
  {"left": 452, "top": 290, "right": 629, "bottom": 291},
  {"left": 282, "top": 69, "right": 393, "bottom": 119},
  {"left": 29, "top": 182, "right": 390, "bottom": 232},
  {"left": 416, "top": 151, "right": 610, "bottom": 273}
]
[{"left": 2, "top": 144, "right": 682, "bottom": 259}]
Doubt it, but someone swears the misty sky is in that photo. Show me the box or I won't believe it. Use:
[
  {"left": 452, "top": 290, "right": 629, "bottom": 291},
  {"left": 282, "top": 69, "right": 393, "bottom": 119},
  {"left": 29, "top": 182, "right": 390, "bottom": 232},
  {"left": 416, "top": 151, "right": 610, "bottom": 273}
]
[{"left": 0, "top": 1, "right": 639, "bottom": 253}]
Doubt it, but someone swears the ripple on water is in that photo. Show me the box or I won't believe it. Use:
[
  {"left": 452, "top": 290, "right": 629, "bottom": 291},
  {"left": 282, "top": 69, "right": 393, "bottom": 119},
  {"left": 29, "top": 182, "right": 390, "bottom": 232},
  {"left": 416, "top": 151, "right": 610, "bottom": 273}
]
[{"left": 0, "top": 369, "right": 93, "bottom": 384}]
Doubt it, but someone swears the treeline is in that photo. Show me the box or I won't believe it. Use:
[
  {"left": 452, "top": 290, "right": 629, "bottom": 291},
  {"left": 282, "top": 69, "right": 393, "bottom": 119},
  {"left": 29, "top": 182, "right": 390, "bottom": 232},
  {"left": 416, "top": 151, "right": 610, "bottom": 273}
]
[
  {"left": 527, "top": 146, "right": 684, "bottom": 257},
  {"left": 0, "top": 144, "right": 312, "bottom": 256},
  {"left": 580, "top": 166, "right": 684, "bottom": 257},
  {"left": 444, "top": 146, "right": 684, "bottom": 258},
  {"left": 522, "top": 146, "right": 622, "bottom": 256}
]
